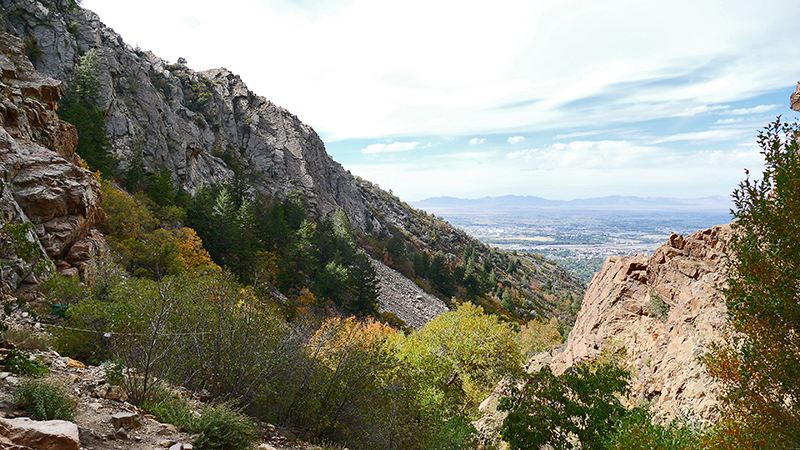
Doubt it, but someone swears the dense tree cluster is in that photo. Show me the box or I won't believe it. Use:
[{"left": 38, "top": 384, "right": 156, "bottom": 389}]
[{"left": 185, "top": 184, "right": 380, "bottom": 317}]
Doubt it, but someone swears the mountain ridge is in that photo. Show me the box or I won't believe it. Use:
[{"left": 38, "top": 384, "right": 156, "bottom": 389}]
[{"left": 413, "top": 194, "right": 732, "bottom": 212}]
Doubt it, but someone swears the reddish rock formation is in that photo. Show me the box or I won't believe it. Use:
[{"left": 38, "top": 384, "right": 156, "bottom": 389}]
[
  {"left": 791, "top": 81, "right": 800, "bottom": 112},
  {"left": 551, "top": 225, "right": 731, "bottom": 420},
  {"left": 0, "top": 31, "right": 106, "bottom": 292}
]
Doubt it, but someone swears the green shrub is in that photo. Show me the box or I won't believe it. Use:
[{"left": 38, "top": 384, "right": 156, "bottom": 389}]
[
  {"left": 648, "top": 292, "right": 670, "bottom": 322},
  {"left": 500, "top": 360, "right": 630, "bottom": 450},
  {"left": 13, "top": 379, "right": 76, "bottom": 421},
  {"left": 102, "top": 361, "right": 124, "bottom": 386},
  {"left": 190, "top": 403, "right": 258, "bottom": 450},
  {"left": 141, "top": 382, "right": 195, "bottom": 431},
  {"left": 603, "top": 408, "right": 705, "bottom": 450},
  {"left": 4, "top": 349, "right": 49, "bottom": 378}
]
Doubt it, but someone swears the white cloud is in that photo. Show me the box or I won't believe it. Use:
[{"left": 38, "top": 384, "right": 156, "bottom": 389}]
[
  {"left": 346, "top": 142, "right": 763, "bottom": 202},
  {"left": 80, "top": 0, "right": 788, "bottom": 202},
  {"left": 508, "top": 136, "right": 526, "bottom": 144},
  {"left": 507, "top": 140, "right": 660, "bottom": 169},
  {"left": 650, "top": 128, "right": 757, "bottom": 144},
  {"left": 361, "top": 141, "right": 420, "bottom": 154},
  {"left": 715, "top": 117, "right": 745, "bottom": 124},
  {"left": 469, "top": 137, "right": 486, "bottom": 145},
  {"left": 728, "top": 104, "right": 779, "bottom": 115},
  {"left": 674, "top": 105, "right": 729, "bottom": 117},
  {"left": 82, "top": 0, "right": 800, "bottom": 142}
]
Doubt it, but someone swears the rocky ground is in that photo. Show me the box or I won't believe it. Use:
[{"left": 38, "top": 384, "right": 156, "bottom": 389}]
[
  {"left": 0, "top": 300, "right": 330, "bottom": 450},
  {"left": 370, "top": 255, "right": 448, "bottom": 328}
]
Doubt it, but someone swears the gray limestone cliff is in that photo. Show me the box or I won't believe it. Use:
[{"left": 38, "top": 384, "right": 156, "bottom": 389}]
[{"left": 0, "top": 0, "right": 373, "bottom": 231}]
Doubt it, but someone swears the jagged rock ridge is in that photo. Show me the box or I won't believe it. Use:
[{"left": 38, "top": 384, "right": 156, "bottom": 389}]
[
  {"left": 550, "top": 225, "right": 730, "bottom": 420},
  {"left": 474, "top": 225, "right": 731, "bottom": 447}
]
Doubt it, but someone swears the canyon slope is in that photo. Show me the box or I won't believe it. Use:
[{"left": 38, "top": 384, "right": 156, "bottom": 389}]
[
  {"left": 0, "top": 28, "right": 105, "bottom": 295},
  {"left": 0, "top": 0, "right": 584, "bottom": 324}
]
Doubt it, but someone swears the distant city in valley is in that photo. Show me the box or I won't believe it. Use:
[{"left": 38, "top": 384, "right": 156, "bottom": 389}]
[{"left": 411, "top": 195, "right": 733, "bottom": 282}]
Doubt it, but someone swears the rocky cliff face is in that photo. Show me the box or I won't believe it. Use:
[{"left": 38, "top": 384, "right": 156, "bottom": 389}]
[
  {"left": 0, "top": 0, "right": 374, "bottom": 230},
  {"left": 0, "top": 29, "right": 105, "bottom": 294},
  {"left": 551, "top": 225, "right": 731, "bottom": 420},
  {"left": 474, "top": 226, "right": 731, "bottom": 447}
]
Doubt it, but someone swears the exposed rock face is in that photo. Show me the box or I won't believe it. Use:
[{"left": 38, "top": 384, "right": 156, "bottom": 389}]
[
  {"left": 792, "top": 81, "right": 800, "bottom": 112},
  {"left": 0, "top": 29, "right": 105, "bottom": 292},
  {"left": 474, "top": 226, "right": 731, "bottom": 448},
  {"left": 551, "top": 225, "right": 731, "bottom": 420}
]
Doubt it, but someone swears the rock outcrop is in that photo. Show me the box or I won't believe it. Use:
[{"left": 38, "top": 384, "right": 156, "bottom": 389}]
[
  {"left": 474, "top": 226, "right": 731, "bottom": 448},
  {"left": 791, "top": 81, "right": 800, "bottom": 112},
  {"left": 0, "top": 29, "right": 105, "bottom": 293},
  {"left": 551, "top": 225, "right": 731, "bottom": 420}
]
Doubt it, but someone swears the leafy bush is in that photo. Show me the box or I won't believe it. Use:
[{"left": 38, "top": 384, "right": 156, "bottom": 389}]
[
  {"left": 4, "top": 349, "right": 49, "bottom": 377},
  {"left": 500, "top": 360, "right": 630, "bottom": 450},
  {"left": 13, "top": 379, "right": 76, "bottom": 421},
  {"left": 517, "top": 318, "right": 563, "bottom": 358},
  {"left": 102, "top": 361, "right": 124, "bottom": 386},
  {"left": 141, "top": 382, "right": 195, "bottom": 430},
  {"left": 647, "top": 292, "right": 669, "bottom": 322},
  {"left": 603, "top": 408, "right": 705, "bottom": 450},
  {"left": 190, "top": 403, "right": 258, "bottom": 450}
]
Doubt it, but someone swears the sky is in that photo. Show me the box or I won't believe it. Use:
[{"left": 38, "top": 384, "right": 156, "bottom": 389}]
[{"left": 82, "top": 0, "right": 800, "bottom": 202}]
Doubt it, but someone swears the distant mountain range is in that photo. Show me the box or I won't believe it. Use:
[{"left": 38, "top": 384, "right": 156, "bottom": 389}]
[{"left": 411, "top": 195, "right": 732, "bottom": 212}]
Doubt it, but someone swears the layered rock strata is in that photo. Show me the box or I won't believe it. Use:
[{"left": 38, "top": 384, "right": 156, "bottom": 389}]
[{"left": 0, "top": 29, "right": 105, "bottom": 292}]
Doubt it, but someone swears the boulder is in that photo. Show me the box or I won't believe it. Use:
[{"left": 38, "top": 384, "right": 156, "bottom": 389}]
[
  {"left": 0, "top": 417, "right": 79, "bottom": 450},
  {"left": 110, "top": 411, "right": 141, "bottom": 430}
]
